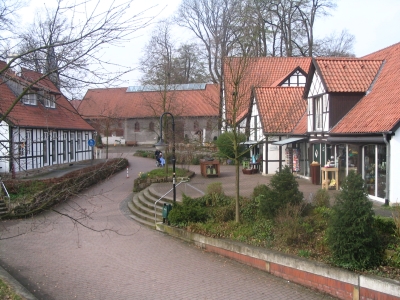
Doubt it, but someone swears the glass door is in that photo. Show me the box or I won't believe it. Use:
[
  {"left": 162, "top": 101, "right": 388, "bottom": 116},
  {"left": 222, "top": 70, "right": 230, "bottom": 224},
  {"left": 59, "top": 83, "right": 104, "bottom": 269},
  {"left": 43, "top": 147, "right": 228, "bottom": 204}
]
[
  {"left": 364, "top": 145, "right": 376, "bottom": 196},
  {"left": 377, "top": 145, "right": 386, "bottom": 198}
]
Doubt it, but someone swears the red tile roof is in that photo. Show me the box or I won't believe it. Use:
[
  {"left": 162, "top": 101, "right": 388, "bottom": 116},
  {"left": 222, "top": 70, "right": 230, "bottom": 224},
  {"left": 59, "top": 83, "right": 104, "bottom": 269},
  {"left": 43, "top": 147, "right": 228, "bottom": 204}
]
[
  {"left": 224, "top": 57, "right": 311, "bottom": 123},
  {"left": 292, "top": 112, "right": 308, "bottom": 135},
  {"left": 314, "top": 58, "right": 383, "bottom": 93},
  {"left": 78, "top": 84, "right": 219, "bottom": 119},
  {"left": 254, "top": 87, "right": 306, "bottom": 134},
  {"left": 331, "top": 42, "right": 400, "bottom": 134},
  {"left": 0, "top": 62, "right": 93, "bottom": 131},
  {"left": 69, "top": 100, "right": 81, "bottom": 110}
]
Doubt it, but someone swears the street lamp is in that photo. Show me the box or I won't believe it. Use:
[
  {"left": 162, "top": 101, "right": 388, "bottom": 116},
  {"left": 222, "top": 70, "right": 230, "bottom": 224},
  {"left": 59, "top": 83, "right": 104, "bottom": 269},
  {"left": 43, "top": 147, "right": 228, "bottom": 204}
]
[{"left": 154, "top": 112, "right": 176, "bottom": 204}]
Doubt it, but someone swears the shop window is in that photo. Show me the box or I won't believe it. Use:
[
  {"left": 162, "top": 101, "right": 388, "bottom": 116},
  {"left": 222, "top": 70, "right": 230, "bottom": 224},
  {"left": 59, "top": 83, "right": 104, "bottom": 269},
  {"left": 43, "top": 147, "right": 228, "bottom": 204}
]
[{"left": 363, "top": 144, "right": 386, "bottom": 198}]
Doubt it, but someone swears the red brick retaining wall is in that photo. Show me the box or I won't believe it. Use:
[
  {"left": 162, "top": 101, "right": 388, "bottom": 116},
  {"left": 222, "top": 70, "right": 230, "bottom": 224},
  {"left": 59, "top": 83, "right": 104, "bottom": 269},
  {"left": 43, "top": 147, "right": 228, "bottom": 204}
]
[{"left": 158, "top": 224, "right": 400, "bottom": 300}]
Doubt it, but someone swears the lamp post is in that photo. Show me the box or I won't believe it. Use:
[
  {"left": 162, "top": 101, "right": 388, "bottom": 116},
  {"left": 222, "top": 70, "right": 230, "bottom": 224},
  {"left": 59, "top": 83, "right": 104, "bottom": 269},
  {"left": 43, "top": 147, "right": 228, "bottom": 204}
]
[{"left": 154, "top": 112, "right": 176, "bottom": 204}]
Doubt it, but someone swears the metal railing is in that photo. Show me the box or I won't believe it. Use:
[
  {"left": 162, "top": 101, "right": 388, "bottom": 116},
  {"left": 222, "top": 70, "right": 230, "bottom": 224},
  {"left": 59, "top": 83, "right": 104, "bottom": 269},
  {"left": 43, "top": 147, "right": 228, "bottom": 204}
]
[
  {"left": 154, "top": 179, "right": 205, "bottom": 225},
  {"left": 0, "top": 177, "right": 11, "bottom": 212}
]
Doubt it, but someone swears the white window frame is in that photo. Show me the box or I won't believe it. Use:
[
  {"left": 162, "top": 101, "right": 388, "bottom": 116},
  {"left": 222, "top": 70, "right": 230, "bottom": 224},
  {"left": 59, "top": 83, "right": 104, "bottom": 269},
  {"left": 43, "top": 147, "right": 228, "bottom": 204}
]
[
  {"left": 44, "top": 95, "right": 56, "bottom": 108},
  {"left": 26, "top": 130, "right": 32, "bottom": 155},
  {"left": 315, "top": 96, "right": 323, "bottom": 131},
  {"left": 77, "top": 132, "right": 81, "bottom": 150},
  {"left": 22, "top": 93, "right": 37, "bottom": 105}
]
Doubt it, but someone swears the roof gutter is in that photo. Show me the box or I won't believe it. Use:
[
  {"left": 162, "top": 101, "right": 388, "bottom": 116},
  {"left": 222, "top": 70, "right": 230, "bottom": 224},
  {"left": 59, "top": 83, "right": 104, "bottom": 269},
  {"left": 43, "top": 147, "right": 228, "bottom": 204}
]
[
  {"left": 383, "top": 133, "right": 390, "bottom": 205},
  {"left": 327, "top": 136, "right": 385, "bottom": 143}
]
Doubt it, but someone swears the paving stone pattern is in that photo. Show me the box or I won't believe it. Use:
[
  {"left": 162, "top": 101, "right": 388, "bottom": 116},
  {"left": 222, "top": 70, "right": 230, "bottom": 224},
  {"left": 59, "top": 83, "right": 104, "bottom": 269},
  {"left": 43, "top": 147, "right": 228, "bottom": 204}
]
[{"left": 0, "top": 150, "right": 336, "bottom": 299}]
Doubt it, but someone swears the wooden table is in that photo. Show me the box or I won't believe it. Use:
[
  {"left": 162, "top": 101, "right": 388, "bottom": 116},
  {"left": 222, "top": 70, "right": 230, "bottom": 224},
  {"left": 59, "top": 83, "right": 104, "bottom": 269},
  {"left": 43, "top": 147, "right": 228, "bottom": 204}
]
[{"left": 321, "top": 167, "right": 339, "bottom": 190}]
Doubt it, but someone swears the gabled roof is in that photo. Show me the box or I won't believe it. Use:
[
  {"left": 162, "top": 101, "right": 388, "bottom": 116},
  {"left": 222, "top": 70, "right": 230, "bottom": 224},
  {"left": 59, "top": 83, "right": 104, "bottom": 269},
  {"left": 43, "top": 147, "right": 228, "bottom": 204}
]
[
  {"left": 313, "top": 58, "right": 383, "bottom": 93},
  {"left": 0, "top": 61, "right": 60, "bottom": 94},
  {"left": 331, "top": 42, "right": 400, "bottom": 134},
  {"left": 254, "top": 87, "right": 306, "bottom": 134},
  {"left": 224, "top": 57, "right": 312, "bottom": 124},
  {"left": 69, "top": 100, "right": 81, "bottom": 110},
  {"left": 0, "top": 61, "right": 93, "bottom": 131},
  {"left": 78, "top": 84, "right": 219, "bottom": 119},
  {"left": 292, "top": 112, "right": 308, "bottom": 135}
]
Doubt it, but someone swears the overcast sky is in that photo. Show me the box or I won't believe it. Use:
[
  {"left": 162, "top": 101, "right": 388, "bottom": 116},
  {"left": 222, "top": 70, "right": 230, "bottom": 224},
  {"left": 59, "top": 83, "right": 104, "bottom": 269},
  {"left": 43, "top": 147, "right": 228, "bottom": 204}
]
[{"left": 21, "top": 0, "right": 400, "bottom": 88}]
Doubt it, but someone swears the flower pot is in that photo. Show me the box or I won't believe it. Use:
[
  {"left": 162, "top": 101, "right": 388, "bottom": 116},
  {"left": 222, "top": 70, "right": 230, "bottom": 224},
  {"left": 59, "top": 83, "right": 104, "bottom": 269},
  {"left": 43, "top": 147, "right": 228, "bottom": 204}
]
[{"left": 242, "top": 168, "right": 254, "bottom": 175}]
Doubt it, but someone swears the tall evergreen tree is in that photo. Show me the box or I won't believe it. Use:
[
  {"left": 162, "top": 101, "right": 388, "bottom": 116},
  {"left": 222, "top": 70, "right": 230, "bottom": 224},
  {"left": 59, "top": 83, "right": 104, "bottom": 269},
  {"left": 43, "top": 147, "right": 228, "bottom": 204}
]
[{"left": 327, "top": 171, "right": 383, "bottom": 270}]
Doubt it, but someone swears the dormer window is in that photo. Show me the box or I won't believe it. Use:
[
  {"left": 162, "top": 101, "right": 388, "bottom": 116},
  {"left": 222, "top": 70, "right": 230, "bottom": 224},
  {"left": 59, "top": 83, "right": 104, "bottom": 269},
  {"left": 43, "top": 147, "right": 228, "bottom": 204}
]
[
  {"left": 44, "top": 95, "right": 56, "bottom": 108},
  {"left": 22, "top": 93, "right": 37, "bottom": 105},
  {"left": 281, "top": 70, "right": 306, "bottom": 87}
]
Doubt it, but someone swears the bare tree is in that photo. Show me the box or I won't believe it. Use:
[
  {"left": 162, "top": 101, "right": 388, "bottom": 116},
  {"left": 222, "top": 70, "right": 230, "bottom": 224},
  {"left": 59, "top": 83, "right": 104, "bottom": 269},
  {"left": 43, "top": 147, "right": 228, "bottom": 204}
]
[
  {"left": 2, "top": 0, "right": 154, "bottom": 100},
  {"left": 0, "top": 0, "right": 25, "bottom": 34},
  {"left": 139, "top": 20, "right": 210, "bottom": 86},
  {"left": 292, "top": 0, "right": 337, "bottom": 56},
  {"left": 221, "top": 55, "right": 263, "bottom": 222},
  {"left": 313, "top": 29, "right": 355, "bottom": 57},
  {"left": 176, "top": 0, "right": 246, "bottom": 129}
]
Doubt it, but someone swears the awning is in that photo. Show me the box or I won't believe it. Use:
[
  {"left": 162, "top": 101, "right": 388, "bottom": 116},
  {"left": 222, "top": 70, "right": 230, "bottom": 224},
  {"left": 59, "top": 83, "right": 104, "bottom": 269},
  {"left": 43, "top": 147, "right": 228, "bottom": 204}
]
[
  {"left": 272, "top": 137, "right": 306, "bottom": 146},
  {"left": 327, "top": 136, "right": 385, "bottom": 143},
  {"left": 240, "top": 140, "right": 259, "bottom": 145}
]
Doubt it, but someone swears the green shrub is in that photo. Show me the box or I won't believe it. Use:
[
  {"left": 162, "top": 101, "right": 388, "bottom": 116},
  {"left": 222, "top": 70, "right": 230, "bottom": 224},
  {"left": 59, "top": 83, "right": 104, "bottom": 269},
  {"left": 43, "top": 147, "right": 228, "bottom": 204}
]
[
  {"left": 211, "top": 203, "right": 235, "bottom": 222},
  {"left": 258, "top": 166, "right": 303, "bottom": 219},
  {"left": 203, "top": 182, "right": 232, "bottom": 207},
  {"left": 251, "top": 218, "right": 274, "bottom": 244},
  {"left": 393, "top": 206, "right": 400, "bottom": 238},
  {"left": 252, "top": 184, "right": 269, "bottom": 199},
  {"left": 326, "top": 171, "right": 383, "bottom": 270},
  {"left": 191, "top": 156, "right": 200, "bottom": 165},
  {"left": 312, "top": 189, "right": 330, "bottom": 208},
  {"left": 168, "top": 194, "right": 208, "bottom": 225},
  {"left": 240, "top": 197, "right": 260, "bottom": 223},
  {"left": 273, "top": 202, "right": 309, "bottom": 246},
  {"left": 385, "top": 245, "right": 400, "bottom": 268},
  {"left": 215, "top": 132, "right": 247, "bottom": 159}
]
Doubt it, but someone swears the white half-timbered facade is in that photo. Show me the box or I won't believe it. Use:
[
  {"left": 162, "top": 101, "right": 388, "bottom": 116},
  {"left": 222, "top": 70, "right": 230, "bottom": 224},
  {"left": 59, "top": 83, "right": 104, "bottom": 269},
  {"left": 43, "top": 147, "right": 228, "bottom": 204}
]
[{"left": 0, "top": 60, "right": 94, "bottom": 176}]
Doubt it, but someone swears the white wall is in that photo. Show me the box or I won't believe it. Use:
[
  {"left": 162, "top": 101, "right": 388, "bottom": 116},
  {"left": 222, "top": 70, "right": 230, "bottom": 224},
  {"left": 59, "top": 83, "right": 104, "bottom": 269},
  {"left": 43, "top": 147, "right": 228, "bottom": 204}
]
[
  {"left": 0, "top": 122, "right": 10, "bottom": 173},
  {"left": 390, "top": 129, "right": 400, "bottom": 204}
]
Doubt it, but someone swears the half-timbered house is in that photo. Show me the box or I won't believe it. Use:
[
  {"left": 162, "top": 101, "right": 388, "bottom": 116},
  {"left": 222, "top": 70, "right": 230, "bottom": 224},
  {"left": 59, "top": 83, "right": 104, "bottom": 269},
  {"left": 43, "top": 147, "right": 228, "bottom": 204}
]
[{"left": 0, "top": 61, "right": 94, "bottom": 176}]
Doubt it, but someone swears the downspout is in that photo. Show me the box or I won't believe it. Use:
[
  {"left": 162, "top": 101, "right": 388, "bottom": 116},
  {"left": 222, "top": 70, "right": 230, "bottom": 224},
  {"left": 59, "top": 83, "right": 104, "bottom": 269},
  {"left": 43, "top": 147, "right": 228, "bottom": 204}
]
[{"left": 383, "top": 133, "right": 390, "bottom": 205}]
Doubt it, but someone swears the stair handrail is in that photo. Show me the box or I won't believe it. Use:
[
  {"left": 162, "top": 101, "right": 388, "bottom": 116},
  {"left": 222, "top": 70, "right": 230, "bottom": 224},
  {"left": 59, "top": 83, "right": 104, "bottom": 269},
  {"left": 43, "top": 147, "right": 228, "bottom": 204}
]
[
  {"left": 154, "top": 180, "right": 188, "bottom": 225},
  {"left": 153, "top": 177, "right": 207, "bottom": 225},
  {"left": 0, "top": 177, "right": 11, "bottom": 212}
]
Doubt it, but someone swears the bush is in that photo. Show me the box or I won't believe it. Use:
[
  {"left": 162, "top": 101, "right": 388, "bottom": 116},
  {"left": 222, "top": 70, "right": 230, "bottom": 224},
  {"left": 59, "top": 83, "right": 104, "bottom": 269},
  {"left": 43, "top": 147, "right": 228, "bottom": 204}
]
[
  {"left": 191, "top": 156, "right": 200, "bottom": 165},
  {"left": 240, "top": 197, "right": 260, "bottom": 223},
  {"left": 252, "top": 184, "right": 269, "bottom": 199},
  {"left": 273, "top": 203, "right": 310, "bottom": 246},
  {"left": 168, "top": 194, "right": 208, "bottom": 226},
  {"left": 203, "top": 182, "right": 231, "bottom": 206},
  {"left": 215, "top": 132, "right": 247, "bottom": 159},
  {"left": 393, "top": 206, "right": 400, "bottom": 238},
  {"left": 258, "top": 166, "right": 304, "bottom": 219},
  {"left": 312, "top": 189, "right": 330, "bottom": 208},
  {"left": 326, "top": 171, "right": 383, "bottom": 270}
]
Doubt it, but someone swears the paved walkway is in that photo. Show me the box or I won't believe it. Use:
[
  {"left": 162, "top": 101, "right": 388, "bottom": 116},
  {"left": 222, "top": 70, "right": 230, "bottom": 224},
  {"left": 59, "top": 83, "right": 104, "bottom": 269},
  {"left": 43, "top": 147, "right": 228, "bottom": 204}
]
[{"left": 0, "top": 150, "right": 335, "bottom": 299}]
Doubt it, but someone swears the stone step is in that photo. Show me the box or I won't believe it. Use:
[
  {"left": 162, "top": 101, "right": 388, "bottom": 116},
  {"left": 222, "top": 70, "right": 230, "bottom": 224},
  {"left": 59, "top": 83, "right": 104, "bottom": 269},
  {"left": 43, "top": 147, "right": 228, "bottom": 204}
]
[
  {"left": 128, "top": 184, "right": 177, "bottom": 229},
  {"left": 127, "top": 200, "right": 156, "bottom": 229},
  {"left": 128, "top": 179, "right": 203, "bottom": 229}
]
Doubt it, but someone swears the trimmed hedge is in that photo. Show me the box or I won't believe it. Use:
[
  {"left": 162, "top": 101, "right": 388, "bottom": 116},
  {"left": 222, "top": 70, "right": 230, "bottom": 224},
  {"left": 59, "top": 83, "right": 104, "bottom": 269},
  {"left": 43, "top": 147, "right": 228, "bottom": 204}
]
[{"left": 3, "top": 158, "right": 128, "bottom": 218}]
